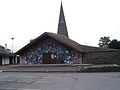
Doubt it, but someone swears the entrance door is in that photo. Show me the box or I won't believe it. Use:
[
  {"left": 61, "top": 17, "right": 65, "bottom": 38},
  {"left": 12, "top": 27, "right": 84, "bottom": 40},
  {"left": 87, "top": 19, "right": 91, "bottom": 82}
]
[
  {"left": 42, "top": 54, "right": 56, "bottom": 64},
  {"left": 0, "top": 57, "right": 2, "bottom": 65}
]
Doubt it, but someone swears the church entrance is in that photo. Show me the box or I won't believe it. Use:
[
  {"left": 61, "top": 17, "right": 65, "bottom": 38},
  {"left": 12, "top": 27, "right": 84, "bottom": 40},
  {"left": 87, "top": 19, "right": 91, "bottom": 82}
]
[{"left": 42, "top": 54, "right": 57, "bottom": 64}]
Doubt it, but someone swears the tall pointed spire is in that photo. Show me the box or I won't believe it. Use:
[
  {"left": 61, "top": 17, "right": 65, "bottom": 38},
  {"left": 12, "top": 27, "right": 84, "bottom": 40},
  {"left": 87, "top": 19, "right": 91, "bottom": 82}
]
[{"left": 57, "top": 2, "right": 69, "bottom": 37}]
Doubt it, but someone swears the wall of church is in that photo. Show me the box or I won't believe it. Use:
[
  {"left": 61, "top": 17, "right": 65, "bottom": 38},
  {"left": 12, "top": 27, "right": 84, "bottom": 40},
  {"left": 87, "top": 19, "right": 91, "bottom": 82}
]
[
  {"left": 83, "top": 51, "right": 120, "bottom": 65},
  {"left": 19, "top": 38, "right": 82, "bottom": 64}
]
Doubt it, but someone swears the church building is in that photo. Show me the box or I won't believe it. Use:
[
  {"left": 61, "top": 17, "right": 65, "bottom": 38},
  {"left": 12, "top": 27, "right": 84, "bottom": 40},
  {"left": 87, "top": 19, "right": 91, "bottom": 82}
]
[{"left": 16, "top": 3, "right": 120, "bottom": 65}]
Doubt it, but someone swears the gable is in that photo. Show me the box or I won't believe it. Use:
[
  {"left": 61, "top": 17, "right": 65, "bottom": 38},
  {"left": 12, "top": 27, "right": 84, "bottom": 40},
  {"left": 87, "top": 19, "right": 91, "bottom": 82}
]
[{"left": 16, "top": 32, "right": 80, "bottom": 55}]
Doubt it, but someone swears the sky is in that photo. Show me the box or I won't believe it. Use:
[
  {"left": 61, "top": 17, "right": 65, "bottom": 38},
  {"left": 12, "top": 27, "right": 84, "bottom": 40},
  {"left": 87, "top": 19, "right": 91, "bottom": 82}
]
[{"left": 0, "top": 0, "right": 120, "bottom": 52}]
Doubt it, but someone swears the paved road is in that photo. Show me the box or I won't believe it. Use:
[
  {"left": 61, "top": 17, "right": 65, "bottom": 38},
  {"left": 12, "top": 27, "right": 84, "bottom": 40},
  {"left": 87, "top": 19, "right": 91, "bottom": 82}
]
[{"left": 0, "top": 72, "right": 120, "bottom": 90}]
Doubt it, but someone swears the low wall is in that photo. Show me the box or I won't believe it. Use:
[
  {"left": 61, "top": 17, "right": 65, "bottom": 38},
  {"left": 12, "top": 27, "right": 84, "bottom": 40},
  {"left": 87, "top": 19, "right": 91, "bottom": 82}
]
[{"left": 83, "top": 51, "right": 120, "bottom": 64}]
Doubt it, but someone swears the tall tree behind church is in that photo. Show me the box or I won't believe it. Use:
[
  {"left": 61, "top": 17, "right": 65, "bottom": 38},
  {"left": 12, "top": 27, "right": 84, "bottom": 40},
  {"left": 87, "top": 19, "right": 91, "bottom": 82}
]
[{"left": 98, "top": 36, "right": 111, "bottom": 48}]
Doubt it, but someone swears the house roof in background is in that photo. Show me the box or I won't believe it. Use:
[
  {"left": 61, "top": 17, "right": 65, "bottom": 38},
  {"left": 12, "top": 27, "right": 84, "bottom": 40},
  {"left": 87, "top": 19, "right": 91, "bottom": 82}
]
[{"left": 0, "top": 45, "right": 14, "bottom": 56}]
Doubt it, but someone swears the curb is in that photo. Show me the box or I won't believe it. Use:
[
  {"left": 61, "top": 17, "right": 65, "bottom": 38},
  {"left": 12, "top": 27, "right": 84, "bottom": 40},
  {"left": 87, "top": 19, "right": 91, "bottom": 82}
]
[{"left": 2, "top": 70, "right": 79, "bottom": 73}]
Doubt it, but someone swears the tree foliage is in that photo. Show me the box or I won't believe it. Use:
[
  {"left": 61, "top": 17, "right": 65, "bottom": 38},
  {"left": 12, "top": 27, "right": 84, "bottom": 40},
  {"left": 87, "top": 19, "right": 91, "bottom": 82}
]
[
  {"left": 30, "top": 39, "right": 35, "bottom": 43},
  {"left": 98, "top": 36, "right": 120, "bottom": 49},
  {"left": 108, "top": 39, "right": 120, "bottom": 49},
  {"left": 98, "top": 36, "right": 111, "bottom": 48}
]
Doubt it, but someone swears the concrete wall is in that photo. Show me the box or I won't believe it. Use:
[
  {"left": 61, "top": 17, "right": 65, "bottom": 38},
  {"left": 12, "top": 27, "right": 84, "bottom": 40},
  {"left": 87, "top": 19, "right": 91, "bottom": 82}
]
[{"left": 83, "top": 51, "right": 120, "bottom": 64}]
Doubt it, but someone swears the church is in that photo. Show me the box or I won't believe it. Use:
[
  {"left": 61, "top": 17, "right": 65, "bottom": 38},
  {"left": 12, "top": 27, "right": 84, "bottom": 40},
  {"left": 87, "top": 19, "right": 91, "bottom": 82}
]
[{"left": 16, "top": 3, "right": 120, "bottom": 65}]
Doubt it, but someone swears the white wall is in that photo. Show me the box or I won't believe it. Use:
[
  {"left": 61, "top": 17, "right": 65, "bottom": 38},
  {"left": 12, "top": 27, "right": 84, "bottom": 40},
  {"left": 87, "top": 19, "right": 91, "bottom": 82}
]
[{"left": 2, "top": 57, "right": 10, "bottom": 65}]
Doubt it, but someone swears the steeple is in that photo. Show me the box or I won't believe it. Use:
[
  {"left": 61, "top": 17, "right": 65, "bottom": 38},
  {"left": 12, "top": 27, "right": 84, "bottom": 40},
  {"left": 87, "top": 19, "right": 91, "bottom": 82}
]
[{"left": 57, "top": 2, "right": 69, "bottom": 37}]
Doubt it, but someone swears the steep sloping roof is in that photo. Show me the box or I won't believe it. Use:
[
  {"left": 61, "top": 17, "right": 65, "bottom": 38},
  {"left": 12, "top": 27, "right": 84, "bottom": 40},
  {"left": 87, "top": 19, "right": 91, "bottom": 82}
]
[
  {"left": 45, "top": 32, "right": 120, "bottom": 52},
  {"left": 16, "top": 32, "right": 119, "bottom": 55}
]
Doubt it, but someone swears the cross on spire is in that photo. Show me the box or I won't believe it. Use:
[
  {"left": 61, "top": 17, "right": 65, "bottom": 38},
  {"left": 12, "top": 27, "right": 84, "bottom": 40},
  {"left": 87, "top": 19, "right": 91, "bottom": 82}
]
[{"left": 57, "top": 2, "right": 69, "bottom": 38}]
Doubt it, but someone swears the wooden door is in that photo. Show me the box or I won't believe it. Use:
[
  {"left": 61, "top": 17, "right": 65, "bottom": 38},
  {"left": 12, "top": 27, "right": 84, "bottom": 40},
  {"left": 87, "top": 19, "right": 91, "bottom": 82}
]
[
  {"left": 43, "top": 54, "right": 51, "bottom": 64},
  {"left": 42, "top": 54, "right": 56, "bottom": 64}
]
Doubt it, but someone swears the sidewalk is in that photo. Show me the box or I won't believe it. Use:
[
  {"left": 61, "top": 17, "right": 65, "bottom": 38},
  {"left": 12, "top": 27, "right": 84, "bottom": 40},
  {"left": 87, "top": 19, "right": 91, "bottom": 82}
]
[{"left": 0, "top": 64, "right": 91, "bottom": 72}]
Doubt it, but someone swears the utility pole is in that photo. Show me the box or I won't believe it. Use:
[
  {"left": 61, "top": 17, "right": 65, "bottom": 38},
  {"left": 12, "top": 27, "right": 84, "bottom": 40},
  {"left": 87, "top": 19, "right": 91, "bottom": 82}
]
[{"left": 11, "top": 37, "right": 14, "bottom": 53}]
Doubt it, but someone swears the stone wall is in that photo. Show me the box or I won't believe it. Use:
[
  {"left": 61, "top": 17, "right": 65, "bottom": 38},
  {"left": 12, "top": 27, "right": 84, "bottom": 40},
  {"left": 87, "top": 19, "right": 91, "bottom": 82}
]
[{"left": 83, "top": 51, "right": 120, "bottom": 64}]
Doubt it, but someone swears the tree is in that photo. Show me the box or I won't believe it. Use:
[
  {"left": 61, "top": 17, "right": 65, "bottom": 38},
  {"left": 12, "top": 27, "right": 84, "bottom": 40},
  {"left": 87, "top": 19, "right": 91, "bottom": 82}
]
[
  {"left": 98, "top": 36, "right": 111, "bottom": 48},
  {"left": 108, "top": 39, "right": 120, "bottom": 49},
  {"left": 30, "top": 39, "right": 35, "bottom": 43}
]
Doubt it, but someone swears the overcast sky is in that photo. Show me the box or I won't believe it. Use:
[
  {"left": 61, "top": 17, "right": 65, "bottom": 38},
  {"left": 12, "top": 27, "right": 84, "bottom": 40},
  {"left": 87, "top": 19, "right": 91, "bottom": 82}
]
[{"left": 0, "top": 0, "right": 120, "bottom": 52}]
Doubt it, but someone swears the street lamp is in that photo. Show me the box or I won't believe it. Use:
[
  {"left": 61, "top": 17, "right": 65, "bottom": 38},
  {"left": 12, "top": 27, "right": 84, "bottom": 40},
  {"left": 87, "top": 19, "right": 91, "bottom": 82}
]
[{"left": 11, "top": 37, "right": 14, "bottom": 53}]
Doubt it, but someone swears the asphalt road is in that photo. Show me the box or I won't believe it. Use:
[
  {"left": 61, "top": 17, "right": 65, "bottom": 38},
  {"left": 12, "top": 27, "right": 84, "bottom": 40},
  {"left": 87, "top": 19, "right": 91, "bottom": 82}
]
[{"left": 0, "top": 72, "right": 120, "bottom": 90}]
